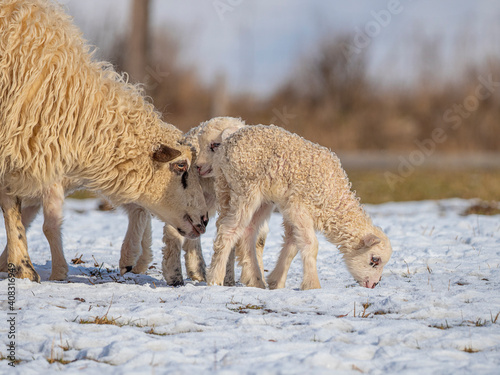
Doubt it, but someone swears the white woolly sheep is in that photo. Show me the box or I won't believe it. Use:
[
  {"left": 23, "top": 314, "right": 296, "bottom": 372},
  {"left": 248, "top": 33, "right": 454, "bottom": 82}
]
[
  {"left": 190, "top": 118, "right": 269, "bottom": 287},
  {"left": 0, "top": 0, "right": 208, "bottom": 282},
  {"left": 197, "top": 117, "right": 392, "bottom": 290}
]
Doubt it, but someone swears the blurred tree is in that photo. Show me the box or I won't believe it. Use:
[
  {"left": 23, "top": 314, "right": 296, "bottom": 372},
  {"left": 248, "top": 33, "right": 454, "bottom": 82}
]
[{"left": 125, "top": 0, "right": 150, "bottom": 82}]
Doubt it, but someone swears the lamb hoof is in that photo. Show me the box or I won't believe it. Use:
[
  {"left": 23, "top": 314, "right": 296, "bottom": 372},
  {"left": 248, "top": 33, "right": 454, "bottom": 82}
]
[
  {"left": 187, "top": 273, "right": 206, "bottom": 283},
  {"left": 300, "top": 280, "right": 321, "bottom": 290},
  {"left": 207, "top": 278, "right": 223, "bottom": 286},
  {"left": 120, "top": 266, "right": 133, "bottom": 276},
  {"left": 247, "top": 281, "right": 266, "bottom": 289},
  {"left": 266, "top": 277, "right": 284, "bottom": 290},
  {"left": 206, "top": 270, "right": 223, "bottom": 286},
  {"left": 131, "top": 264, "right": 148, "bottom": 274},
  {"left": 49, "top": 270, "right": 68, "bottom": 281},
  {"left": 168, "top": 279, "right": 184, "bottom": 287}
]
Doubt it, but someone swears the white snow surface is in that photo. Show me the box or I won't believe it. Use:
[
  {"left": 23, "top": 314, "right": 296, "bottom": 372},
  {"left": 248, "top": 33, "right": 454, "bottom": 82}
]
[{"left": 1, "top": 198, "right": 499, "bottom": 374}]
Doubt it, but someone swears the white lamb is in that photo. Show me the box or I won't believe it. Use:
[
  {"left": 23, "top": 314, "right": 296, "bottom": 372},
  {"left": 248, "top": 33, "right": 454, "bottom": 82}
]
[
  {"left": 0, "top": 0, "right": 208, "bottom": 281},
  {"left": 196, "top": 117, "right": 393, "bottom": 290}
]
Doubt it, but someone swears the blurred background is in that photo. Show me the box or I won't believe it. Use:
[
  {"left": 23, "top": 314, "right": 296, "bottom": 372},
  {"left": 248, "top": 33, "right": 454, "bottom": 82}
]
[{"left": 64, "top": 0, "right": 500, "bottom": 205}]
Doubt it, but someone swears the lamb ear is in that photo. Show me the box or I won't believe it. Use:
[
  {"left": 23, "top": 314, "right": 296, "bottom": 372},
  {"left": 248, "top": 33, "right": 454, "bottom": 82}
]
[
  {"left": 221, "top": 126, "right": 242, "bottom": 142},
  {"left": 152, "top": 145, "right": 182, "bottom": 163},
  {"left": 362, "top": 234, "right": 381, "bottom": 248}
]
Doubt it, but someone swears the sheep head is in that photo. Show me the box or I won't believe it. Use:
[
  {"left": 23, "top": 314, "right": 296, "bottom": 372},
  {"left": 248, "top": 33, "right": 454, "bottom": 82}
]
[
  {"left": 343, "top": 228, "right": 392, "bottom": 288},
  {"left": 138, "top": 142, "right": 209, "bottom": 239},
  {"left": 194, "top": 117, "right": 245, "bottom": 178}
]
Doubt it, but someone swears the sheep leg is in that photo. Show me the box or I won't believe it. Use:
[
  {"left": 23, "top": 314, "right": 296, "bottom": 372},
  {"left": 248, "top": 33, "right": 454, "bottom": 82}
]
[
  {"left": 238, "top": 203, "right": 273, "bottom": 288},
  {"left": 293, "top": 216, "right": 321, "bottom": 290},
  {"left": 119, "top": 203, "right": 149, "bottom": 275},
  {"left": 207, "top": 192, "right": 263, "bottom": 286},
  {"left": 0, "top": 244, "right": 8, "bottom": 272},
  {"left": 255, "top": 221, "right": 269, "bottom": 279},
  {"left": 0, "top": 201, "right": 41, "bottom": 272},
  {"left": 183, "top": 238, "right": 206, "bottom": 282},
  {"left": 267, "top": 220, "right": 298, "bottom": 289},
  {"left": 43, "top": 184, "right": 68, "bottom": 281},
  {"left": 0, "top": 193, "right": 40, "bottom": 282},
  {"left": 161, "top": 224, "right": 185, "bottom": 286},
  {"left": 131, "top": 210, "right": 152, "bottom": 274},
  {"left": 223, "top": 248, "right": 236, "bottom": 286}
]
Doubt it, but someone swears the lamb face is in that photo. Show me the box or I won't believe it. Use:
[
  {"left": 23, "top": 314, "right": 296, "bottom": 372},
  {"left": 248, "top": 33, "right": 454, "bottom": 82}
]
[
  {"left": 343, "top": 230, "right": 393, "bottom": 288},
  {"left": 138, "top": 143, "right": 209, "bottom": 239},
  {"left": 195, "top": 117, "right": 245, "bottom": 178}
]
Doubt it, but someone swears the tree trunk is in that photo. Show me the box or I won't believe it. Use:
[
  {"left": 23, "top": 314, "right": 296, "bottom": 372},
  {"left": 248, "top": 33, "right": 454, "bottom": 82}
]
[{"left": 125, "top": 0, "right": 150, "bottom": 82}]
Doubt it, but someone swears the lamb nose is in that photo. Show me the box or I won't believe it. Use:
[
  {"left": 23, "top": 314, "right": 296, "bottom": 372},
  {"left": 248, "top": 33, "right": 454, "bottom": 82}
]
[{"left": 202, "top": 214, "right": 209, "bottom": 227}]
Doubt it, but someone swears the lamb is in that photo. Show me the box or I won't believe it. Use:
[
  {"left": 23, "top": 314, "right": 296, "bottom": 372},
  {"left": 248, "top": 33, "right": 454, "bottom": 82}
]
[
  {"left": 188, "top": 118, "right": 269, "bottom": 287},
  {"left": 160, "top": 123, "right": 268, "bottom": 287},
  {"left": 0, "top": 0, "right": 208, "bottom": 282},
  {"left": 196, "top": 117, "right": 392, "bottom": 290}
]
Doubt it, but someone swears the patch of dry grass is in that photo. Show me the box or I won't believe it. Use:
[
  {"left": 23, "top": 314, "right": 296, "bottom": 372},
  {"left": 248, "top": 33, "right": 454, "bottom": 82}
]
[{"left": 348, "top": 169, "right": 500, "bottom": 204}]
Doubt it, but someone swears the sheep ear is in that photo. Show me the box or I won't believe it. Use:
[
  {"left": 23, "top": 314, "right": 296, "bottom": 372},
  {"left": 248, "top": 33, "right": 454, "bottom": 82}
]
[
  {"left": 221, "top": 126, "right": 242, "bottom": 142},
  {"left": 152, "top": 145, "right": 182, "bottom": 163},
  {"left": 362, "top": 234, "right": 381, "bottom": 248}
]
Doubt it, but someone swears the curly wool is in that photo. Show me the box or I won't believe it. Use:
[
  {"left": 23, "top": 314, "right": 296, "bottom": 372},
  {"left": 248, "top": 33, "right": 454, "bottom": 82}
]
[
  {"left": 0, "top": 0, "right": 181, "bottom": 202},
  {"left": 218, "top": 124, "right": 373, "bottom": 252}
]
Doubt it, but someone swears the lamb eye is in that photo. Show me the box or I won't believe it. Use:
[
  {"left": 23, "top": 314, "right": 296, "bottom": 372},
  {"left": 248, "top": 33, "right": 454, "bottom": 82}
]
[
  {"left": 370, "top": 256, "right": 381, "bottom": 267},
  {"left": 210, "top": 142, "right": 221, "bottom": 152}
]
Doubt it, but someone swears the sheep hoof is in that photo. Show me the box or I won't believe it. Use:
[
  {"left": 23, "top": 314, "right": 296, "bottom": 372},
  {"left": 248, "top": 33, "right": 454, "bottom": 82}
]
[
  {"left": 48, "top": 274, "right": 66, "bottom": 281},
  {"left": 131, "top": 265, "right": 148, "bottom": 274},
  {"left": 207, "top": 279, "right": 222, "bottom": 286},
  {"left": 206, "top": 274, "right": 224, "bottom": 286},
  {"left": 168, "top": 279, "right": 184, "bottom": 287},
  {"left": 187, "top": 272, "right": 206, "bottom": 282},
  {"left": 49, "top": 270, "right": 68, "bottom": 281},
  {"left": 300, "top": 280, "right": 321, "bottom": 290},
  {"left": 14, "top": 262, "right": 40, "bottom": 283},
  {"left": 120, "top": 266, "right": 133, "bottom": 276},
  {"left": 246, "top": 278, "right": 266, "bottom": 289}
]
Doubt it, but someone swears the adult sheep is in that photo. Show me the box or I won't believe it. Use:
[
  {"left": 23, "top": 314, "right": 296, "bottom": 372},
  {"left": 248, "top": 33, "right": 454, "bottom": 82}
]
[
  {"left": 0, "top": 0, "right": 208, "bottom": 282},
  {"left": 196, "top": 117, "right": 393, "bottom": 290}
]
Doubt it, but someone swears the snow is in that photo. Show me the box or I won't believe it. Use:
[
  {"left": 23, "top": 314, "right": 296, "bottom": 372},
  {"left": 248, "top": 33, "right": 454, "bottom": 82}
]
[{"left": 1, "top": 198, "right": 499, "bottom": 374}]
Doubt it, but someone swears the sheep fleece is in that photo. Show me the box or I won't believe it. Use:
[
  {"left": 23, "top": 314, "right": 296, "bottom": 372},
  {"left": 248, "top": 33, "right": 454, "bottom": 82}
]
[
  {"left": 216, "top": 125, "right": 371, "bottom": 241},
  {"left": 0, "top": 0, "right": 181, "bottom": 201}
]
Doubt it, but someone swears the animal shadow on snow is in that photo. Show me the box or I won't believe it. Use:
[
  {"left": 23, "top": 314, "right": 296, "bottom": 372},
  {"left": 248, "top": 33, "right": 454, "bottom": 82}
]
[{"left": 25, "top": 261, "right": 172, "bottom": 287}]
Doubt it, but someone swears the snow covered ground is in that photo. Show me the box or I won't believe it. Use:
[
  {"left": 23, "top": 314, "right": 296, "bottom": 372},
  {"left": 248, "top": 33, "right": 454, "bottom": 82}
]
[{"left": 1, "top": 198, "right": 499, "bottom": 374}]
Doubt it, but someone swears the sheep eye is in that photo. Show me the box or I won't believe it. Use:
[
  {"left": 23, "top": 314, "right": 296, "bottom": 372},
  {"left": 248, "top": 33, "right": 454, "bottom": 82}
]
[
  {"left": 370, "top": 256, "right": 381, "bottom": 268},
  {"left": 171, "top": 162, "right": 188, "bottom": 174},
  {"left": 210, "top": 142, "right": 221, "bottom": 152}
]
